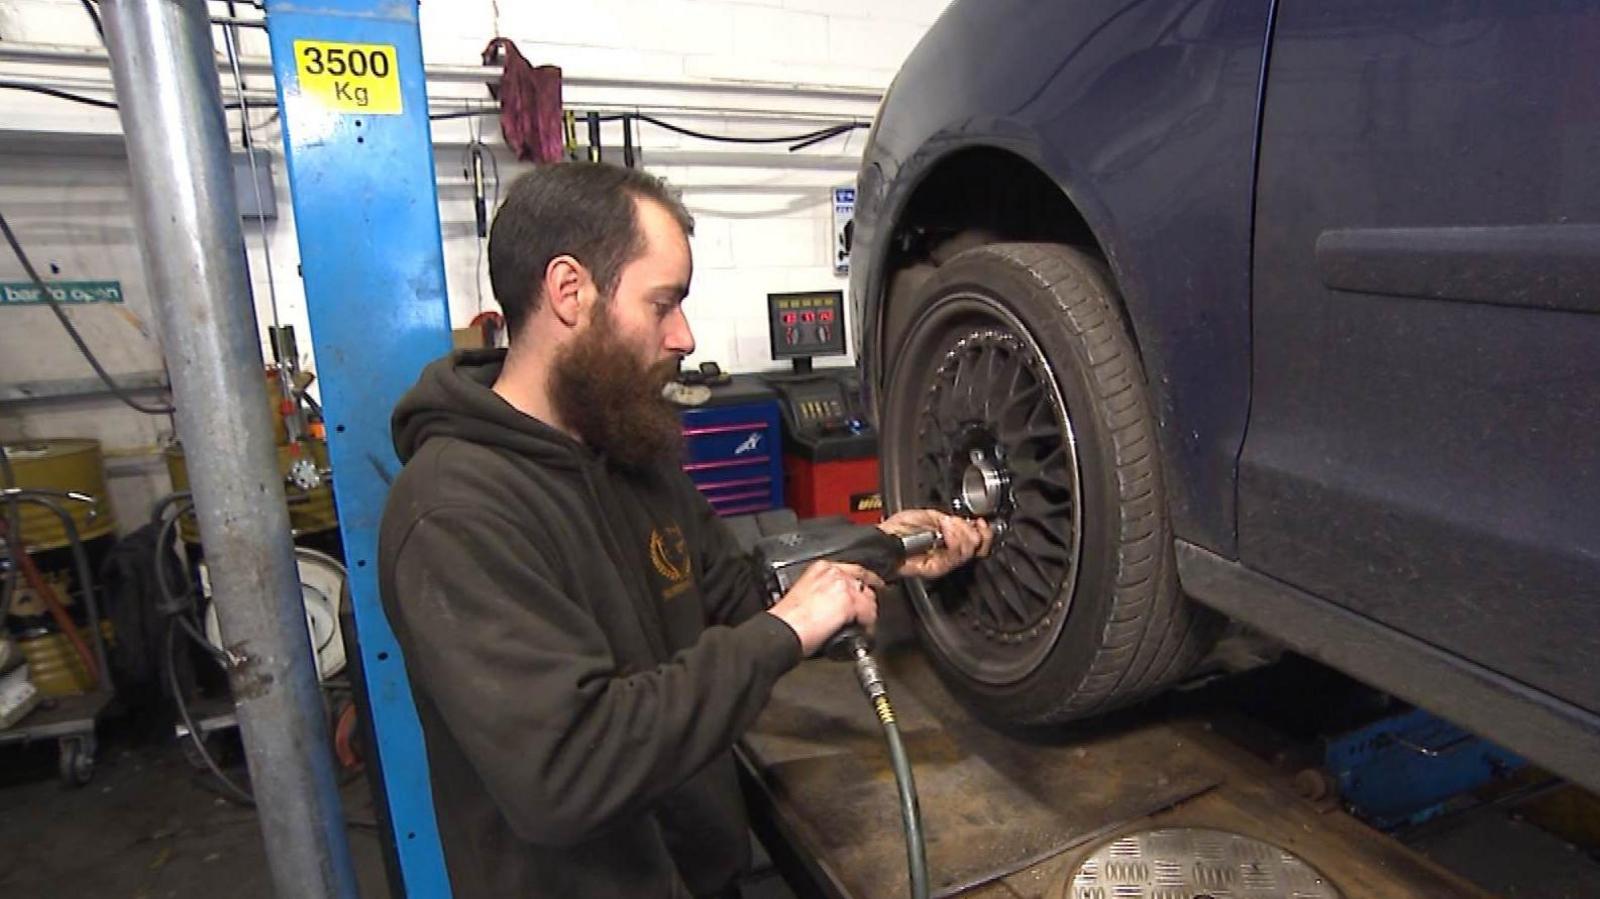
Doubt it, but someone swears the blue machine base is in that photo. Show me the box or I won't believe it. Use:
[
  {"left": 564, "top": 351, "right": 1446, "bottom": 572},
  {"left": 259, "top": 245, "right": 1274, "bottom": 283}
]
[{"left": 1326, "top": 707, "right": 1525, "bottom": 830}]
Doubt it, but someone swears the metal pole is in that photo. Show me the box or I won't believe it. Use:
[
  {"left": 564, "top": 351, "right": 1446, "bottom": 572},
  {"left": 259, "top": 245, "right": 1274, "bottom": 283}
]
[{"left": 100, "top": 2, "right": 359, "bottom": 897}]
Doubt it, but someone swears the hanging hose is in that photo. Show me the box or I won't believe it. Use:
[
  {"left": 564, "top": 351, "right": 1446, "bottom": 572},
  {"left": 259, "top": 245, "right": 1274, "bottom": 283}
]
[
  {"left": 149, "top": 493, "right": 252, "bottom": 804},
  {"left": 145, "top": 493, "right": 376, "bottom": 823},
  {"left": 850, "top": 642, "right": 929, "bottom": 899},
  {"left": 875, "top": 694, "right": 929, "bottom": 899},
  {"left": 163, "top": 616, "right": 256, "bottom": 806}
]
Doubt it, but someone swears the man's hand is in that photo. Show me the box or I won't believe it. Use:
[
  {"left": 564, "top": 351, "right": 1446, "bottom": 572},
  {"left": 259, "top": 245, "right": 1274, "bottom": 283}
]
[
  {"left": 766, "top": 560, "right": 885, "bottom": 656},
  {"left": 879, "top": 509, "right": 993, "bottom": 580}
]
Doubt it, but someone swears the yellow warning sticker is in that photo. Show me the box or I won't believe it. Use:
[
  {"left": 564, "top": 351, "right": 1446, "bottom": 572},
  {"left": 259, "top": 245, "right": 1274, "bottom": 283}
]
[{"left": 293, "top": 40, "right": 402, "bottom": 115}]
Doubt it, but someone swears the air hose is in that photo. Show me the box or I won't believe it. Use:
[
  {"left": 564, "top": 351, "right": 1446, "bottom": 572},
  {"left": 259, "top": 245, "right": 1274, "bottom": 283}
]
[
  {"left": 753, "top": 523, "right": 945, "bottom": 899},
  {"left": 848, "top": 638, "right": 929, "bottom": 899}
]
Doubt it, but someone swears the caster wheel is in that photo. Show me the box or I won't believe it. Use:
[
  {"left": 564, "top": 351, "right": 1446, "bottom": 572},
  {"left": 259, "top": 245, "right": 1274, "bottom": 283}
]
[{"left": 59, "top": 737, "right": 94, "bottom": 787}]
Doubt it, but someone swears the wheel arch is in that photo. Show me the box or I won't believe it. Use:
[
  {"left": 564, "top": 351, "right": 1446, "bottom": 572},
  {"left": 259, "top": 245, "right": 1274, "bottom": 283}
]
[
  {"left": 869, "top": 144, "right": 1140, "bottom": 381},
  {"left": 863, "top": 139, "right": 1182, "bottom": 532}
]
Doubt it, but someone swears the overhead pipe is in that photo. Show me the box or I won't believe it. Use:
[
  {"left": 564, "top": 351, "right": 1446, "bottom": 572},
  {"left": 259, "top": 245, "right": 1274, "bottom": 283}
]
[{"left": 0, "top": 40, "right": 886, "bottom": 102}]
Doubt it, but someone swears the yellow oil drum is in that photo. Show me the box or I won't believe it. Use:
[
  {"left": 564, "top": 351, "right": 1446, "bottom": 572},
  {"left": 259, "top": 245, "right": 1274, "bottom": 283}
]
[
  {"left": 0, "top": 439, "right": 116, "bottom": 551},
  {"left": 164, "top": 439, "right": 338, "bottom": 542},
  {"left": 17, "top": 627, "right": 94, "bottom": 697}
]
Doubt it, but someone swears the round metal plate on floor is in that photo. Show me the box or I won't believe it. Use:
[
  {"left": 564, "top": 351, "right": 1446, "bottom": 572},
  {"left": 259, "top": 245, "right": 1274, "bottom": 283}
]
[{"left": 1068, "top": 828, "right": 1342, "bottom": 899}]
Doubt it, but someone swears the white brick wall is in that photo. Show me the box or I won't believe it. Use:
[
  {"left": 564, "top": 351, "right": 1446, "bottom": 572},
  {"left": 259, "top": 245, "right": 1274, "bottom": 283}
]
[
  {"left": 0, "top": 0, "right": 950, "bottom": 521},
  {"left": 412, "top": 0, "right": 951, "bottom": 372}
]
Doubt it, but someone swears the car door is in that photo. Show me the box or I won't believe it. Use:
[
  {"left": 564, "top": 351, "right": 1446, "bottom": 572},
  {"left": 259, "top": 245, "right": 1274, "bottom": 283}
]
[{"left": 1239, "top": 0, "right": 1600, "bottom": 715}]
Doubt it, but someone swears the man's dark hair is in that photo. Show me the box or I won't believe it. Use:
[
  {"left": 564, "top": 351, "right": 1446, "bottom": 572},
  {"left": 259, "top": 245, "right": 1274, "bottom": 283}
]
[{"left": 488, "top": 162, "right": 694, "bottom": 340}]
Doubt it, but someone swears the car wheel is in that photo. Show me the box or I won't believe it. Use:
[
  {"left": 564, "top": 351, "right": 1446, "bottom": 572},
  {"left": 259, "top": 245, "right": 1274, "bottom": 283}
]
[{"left": 880, "top": 242, "right": 1219, "bottom": 723}]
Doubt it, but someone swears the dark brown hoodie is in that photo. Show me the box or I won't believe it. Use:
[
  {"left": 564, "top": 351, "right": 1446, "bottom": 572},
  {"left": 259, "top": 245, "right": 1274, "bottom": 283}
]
[{"left": 378, "top": 350, "right": 800, "bottom": 897}]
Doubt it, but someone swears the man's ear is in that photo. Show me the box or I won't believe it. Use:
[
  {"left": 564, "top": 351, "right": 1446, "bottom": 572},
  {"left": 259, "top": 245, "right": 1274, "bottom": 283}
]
[{"left": 544, "top": 255, "right": 587, "bottom": 328}]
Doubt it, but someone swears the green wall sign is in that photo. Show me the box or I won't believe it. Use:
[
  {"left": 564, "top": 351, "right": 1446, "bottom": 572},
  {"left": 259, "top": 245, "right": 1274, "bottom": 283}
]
[{"left": 1, "top": 281, "right": 125, "bottom": 306}]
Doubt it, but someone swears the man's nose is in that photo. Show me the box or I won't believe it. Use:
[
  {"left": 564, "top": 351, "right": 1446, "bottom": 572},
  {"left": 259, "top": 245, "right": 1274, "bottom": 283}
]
[{"left": 664, "top": 306, "right": 695, "bottom": 356}]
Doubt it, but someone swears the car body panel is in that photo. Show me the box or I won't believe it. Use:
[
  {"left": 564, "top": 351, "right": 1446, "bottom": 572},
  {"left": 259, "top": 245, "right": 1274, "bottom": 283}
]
[
  {"left": 1240, "top": 0, "right": 1600, "bottom": 715},
  {"left": 851, "top": 0, "right": 1275, "bottom": 556},
  {"left": 1179, "top": 541, "right": 1600, "bottom": 795}
]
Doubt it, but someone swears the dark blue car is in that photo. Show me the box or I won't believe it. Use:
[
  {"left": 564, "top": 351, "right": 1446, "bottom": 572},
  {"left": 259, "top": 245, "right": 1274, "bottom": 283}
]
[{"left": 850, "top": 0, "right": 1599, "bottom": 793}]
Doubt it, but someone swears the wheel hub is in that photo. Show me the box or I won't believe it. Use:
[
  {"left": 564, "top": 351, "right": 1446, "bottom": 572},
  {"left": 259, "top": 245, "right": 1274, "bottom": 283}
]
[{"left": 957, "top": 451, "right": 1010, "bottom": 520}]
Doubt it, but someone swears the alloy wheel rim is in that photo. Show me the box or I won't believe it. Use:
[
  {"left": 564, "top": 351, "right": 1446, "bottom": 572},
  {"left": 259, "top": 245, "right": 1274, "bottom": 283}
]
[{"left": 886, "top": 293, "right": 1084, "bottom": 684}]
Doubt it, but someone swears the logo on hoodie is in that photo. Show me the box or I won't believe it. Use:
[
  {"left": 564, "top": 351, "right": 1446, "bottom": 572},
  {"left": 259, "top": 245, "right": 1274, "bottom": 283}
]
[{"left": 649, "top": 524, "right": 694, "bottom": 599}]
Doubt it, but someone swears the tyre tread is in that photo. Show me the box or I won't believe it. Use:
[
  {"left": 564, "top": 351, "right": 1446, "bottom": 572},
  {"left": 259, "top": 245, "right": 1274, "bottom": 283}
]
[{"left": 981, "top": 242, "right": 1219, "bottom": 721}]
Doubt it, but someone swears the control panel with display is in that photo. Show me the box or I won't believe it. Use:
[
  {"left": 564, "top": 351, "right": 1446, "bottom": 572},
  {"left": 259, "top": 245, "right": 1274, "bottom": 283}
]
[
  {"left": 775, "top": 376, "right": 858, "bottom": 438},
  {"left": 768, "top": 290, "right": 846, "bottom": 363}
]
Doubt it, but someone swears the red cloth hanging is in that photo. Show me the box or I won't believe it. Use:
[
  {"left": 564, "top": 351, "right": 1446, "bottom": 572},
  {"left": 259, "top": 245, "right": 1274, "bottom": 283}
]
[{"left": 482, "top": 38, "right": 564, "bottom": 164}]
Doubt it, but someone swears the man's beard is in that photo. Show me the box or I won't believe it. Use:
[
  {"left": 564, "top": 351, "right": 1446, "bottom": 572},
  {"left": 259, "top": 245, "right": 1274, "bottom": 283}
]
[{"left": 550, "top": 310, "right": 683, "bottom": 473}]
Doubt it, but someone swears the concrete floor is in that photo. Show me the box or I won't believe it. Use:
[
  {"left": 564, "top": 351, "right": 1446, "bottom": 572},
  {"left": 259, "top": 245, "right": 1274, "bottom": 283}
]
[
  {"left": 0, "top": 721, "right": 802, "bottom": 899},
  {"left": 0, "top": 669, "right": 1595, "bottom": 897},
  {"left": 0, "top": 732, "right": 391, "bottom": 899}
]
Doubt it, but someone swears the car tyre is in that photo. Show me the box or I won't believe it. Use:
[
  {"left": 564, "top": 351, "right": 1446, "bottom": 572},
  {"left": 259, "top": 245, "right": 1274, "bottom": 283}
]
[{"left": 880, "top": 242, "right": 1219, "bottom": 723}]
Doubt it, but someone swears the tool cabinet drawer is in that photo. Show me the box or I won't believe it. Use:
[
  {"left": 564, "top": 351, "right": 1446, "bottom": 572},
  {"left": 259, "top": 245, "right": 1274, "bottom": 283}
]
[{"left": 680, "top": 400, "right": 784, "bottom": 514}]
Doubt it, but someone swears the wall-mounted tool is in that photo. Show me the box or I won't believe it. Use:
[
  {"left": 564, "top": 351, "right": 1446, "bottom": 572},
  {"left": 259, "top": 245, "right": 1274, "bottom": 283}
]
[{"left": 586, "top": 110, "right": 602, "bottom": 163}]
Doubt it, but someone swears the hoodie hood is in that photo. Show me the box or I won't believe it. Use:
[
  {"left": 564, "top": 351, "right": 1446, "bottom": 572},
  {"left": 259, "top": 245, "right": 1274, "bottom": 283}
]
[{"left": 392, "top": 349, "right": 581, "bottom": 468}]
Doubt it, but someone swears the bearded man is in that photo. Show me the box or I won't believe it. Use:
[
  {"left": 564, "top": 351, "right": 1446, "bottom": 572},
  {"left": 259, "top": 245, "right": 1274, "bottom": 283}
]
[{"left": 378, "top": 163, "right": 990, "bottom": 898}]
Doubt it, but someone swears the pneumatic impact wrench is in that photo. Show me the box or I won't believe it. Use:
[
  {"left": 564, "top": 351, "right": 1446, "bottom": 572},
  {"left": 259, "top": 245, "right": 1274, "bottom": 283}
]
[{"left": 751, "top": 522, "right": 944, "bottom": 899}]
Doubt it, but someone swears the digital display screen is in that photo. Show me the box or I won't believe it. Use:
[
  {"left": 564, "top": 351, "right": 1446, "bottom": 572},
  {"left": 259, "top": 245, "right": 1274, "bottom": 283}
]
[{"left": 767, "top": 290, "right": 846, "bottom": 360}]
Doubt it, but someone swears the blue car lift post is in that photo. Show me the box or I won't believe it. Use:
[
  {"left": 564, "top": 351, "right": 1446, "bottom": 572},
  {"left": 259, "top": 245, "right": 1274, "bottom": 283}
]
[{"left": 265, "top": 1, "right": 452, "bottom": 894}]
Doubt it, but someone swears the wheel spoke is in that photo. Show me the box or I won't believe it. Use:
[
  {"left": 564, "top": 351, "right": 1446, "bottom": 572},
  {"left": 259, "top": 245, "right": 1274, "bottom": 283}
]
[
  {"left": 995, "top": 555, "right": 1043, "bottom": 619},
  {"left": 1018, "top": 514, "right": 1070, "bottom": 550},
  {"left": 1013, "top": 470, "right": 1075, "bottom": 497},
  {"left": 1002, "top": 379, "right": 1043, "bottom": 420},
  {"left": 1006, "top": 540, "right": 1061, "bottom": 598},
  {"left": 1014, "top": 485, "right": 1075, "bottom": 517},
  {"left": 960, "top": 347, "right": 985, "bottom": 416},
  {"left": 1014, "top": 528, "right": 1072, "bottom": 566},
  {"left": 980, "top": 343, "right": 1005, "bottom": 418},
  {"left": 1011, "top": 444, "right": 1069, "bottom": 485},
  {"left": 973, "top": 563, "right": 1014, "bottom": 628},
  {"left": 1002, "top": 544, "right": 1054, "bottom": 605},
  {"left": 1006, "top": 351, "right": 1027, "bottom": 396},
  {"left": 999, "top": 385, "right": 1039, "bottom": 434},
  {"left": 1019, "top": 403, "right": 1062, "bottom": 442},
  {"left": 995, "top": 566, "right": 1035, "bottom": 626},
  {"left": 936, "top": 362, "right": 966, "bottom": 427}
]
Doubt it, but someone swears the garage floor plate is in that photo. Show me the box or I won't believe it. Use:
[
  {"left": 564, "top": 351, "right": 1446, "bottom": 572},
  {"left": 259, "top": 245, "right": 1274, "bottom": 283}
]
[
  {"left": 740, "top": 596, "right": 1494, "bottom": 899},
  {"left": 1069, "top": 827, "right": 1341, "bottom": 899},
  {"left": 739, "top": 654, "right": 1222, "bottom": 898}
]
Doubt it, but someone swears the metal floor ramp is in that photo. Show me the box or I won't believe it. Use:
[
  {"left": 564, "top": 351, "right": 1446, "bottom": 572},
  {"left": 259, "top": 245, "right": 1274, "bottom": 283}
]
[{"left": 738, "top": 645, "right": 1491, "bottom": 899}]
